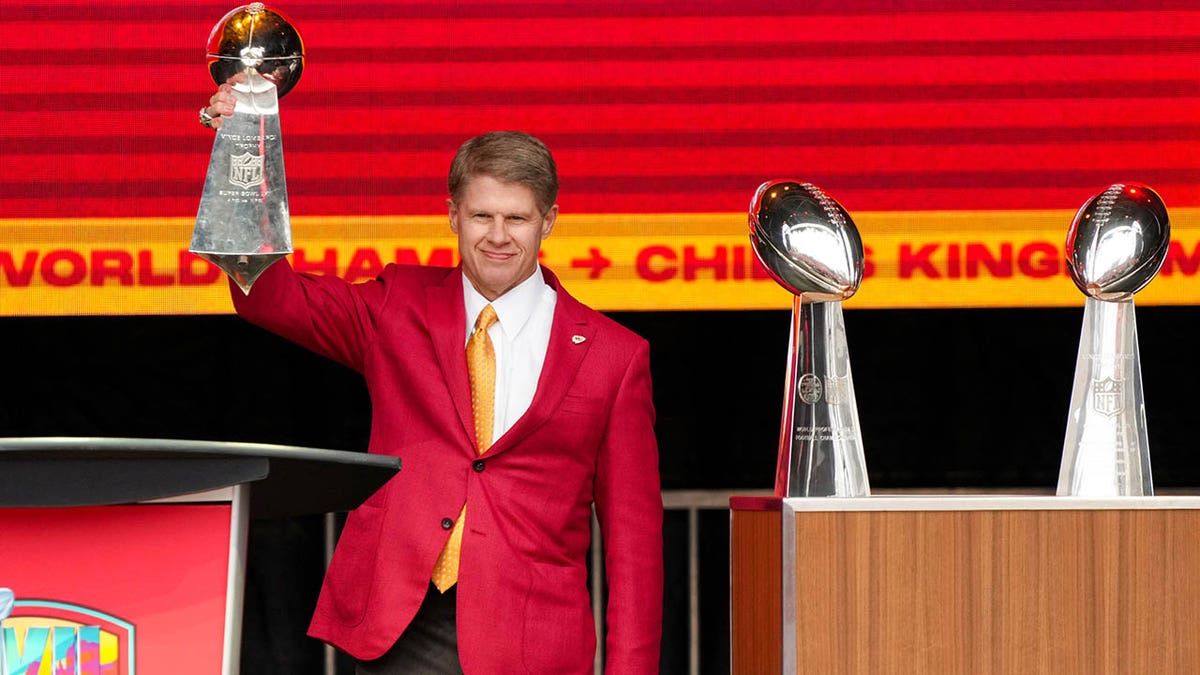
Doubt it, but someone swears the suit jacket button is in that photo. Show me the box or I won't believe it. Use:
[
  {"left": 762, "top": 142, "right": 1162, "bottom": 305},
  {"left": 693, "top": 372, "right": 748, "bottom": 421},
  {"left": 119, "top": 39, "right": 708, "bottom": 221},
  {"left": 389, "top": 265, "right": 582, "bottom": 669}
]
[
  {"left": 473, "top": 460, "right": 485, "bottom": 472},
  {"left": 441, "top": 517, "right": 454, "bottom": 529}
]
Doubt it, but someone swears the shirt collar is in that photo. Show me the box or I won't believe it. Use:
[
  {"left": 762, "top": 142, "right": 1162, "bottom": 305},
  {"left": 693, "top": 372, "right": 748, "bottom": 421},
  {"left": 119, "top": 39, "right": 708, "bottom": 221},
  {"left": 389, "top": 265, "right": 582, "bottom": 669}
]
[{"left": 462, "top": 267, "right": 549, "bottom": 338}]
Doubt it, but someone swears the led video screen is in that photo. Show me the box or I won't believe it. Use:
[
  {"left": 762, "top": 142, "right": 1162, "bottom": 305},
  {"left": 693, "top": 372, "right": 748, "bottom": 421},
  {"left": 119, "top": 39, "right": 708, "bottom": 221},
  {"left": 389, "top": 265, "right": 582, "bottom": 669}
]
[{"left": 1, "top": 0, "right": 1197, "bottom": 315}]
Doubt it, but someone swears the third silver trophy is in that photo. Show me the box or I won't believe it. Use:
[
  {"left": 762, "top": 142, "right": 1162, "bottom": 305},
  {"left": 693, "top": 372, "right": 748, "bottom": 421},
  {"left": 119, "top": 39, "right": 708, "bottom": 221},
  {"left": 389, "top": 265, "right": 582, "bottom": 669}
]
[
  {"left": 750, "top": 181, "right": 869, "bottom": 497},
  {"left": 1059, "top": 183, "right": 1170, "bottom": 496}
]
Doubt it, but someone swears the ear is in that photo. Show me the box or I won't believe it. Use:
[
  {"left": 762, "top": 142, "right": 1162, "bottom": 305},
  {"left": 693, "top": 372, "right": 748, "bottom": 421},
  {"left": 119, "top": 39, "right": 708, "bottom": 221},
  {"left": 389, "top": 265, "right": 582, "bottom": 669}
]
[
  {"left": 447, "top": 198, "right": 459, "bottom": 234},
  {"left": 540, "top": 204, "right": 558, "bottom": 240}
]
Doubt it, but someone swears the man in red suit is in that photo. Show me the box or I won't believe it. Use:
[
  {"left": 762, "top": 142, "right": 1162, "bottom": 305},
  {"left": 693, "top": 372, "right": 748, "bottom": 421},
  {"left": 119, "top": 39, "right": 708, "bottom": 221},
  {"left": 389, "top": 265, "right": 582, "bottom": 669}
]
[{"left": 203, "top": 90, "right": 663, "bottom": 674}]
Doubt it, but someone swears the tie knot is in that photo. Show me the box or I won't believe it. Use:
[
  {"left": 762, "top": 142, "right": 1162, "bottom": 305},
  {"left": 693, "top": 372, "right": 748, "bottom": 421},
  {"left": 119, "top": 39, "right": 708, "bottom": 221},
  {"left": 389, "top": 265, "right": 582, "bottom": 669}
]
[{"left": 475, "top": 304, "right": 498, "bottom": 333}]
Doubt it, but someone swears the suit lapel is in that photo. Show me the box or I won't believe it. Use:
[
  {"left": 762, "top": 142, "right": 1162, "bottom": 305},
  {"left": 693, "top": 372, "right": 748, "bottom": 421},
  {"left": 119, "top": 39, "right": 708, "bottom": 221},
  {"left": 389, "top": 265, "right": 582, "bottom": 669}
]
[
  {"left": 488, "top": 271, "right": 593, "bottom": 456},
  {"left": 425, "top": 268, "right": 475, "bottom": 447}
]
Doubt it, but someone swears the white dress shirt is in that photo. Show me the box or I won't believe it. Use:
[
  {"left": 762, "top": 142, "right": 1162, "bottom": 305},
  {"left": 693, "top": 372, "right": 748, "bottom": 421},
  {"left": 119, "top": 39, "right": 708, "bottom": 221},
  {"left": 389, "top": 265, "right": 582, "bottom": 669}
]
[{"left": 462, "top": 268, "right": 557, "bottom": 446}]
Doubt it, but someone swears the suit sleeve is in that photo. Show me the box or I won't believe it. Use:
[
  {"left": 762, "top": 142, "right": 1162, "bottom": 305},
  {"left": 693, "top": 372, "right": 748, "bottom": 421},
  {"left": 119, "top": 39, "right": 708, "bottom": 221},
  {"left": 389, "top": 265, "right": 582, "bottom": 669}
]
[
  {"left": 230, "top": 258, "right": 387, "bottom": 372},
  {"left": 593, "top": 339, "right": 664, "bottom": 673}
]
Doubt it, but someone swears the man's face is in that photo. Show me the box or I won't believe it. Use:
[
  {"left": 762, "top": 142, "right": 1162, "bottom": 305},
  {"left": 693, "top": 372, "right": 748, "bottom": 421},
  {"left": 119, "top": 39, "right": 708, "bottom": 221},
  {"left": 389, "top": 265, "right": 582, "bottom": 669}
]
[{"left": 449, "top": 174, "right": 557, "bottom": 301}]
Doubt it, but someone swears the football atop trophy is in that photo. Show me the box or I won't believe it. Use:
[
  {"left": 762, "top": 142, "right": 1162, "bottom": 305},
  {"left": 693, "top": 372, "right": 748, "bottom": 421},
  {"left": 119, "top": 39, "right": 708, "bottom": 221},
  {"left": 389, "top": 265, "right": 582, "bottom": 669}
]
[
  {"left": 1065, "top": 183, "right": 1170, "bottom": 301},
  {"left": 206, "top": 3, "right": 304, "bottom": 96},
  {"left": 749, "top": 181, "right": 864, "bottom": 302}
]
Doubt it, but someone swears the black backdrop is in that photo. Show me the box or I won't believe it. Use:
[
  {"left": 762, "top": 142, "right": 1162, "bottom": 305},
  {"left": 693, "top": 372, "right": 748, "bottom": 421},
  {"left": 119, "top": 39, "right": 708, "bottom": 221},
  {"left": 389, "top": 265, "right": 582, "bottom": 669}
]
[{"left": 2, "top": 304, "right": 1197, "bottom": 672}]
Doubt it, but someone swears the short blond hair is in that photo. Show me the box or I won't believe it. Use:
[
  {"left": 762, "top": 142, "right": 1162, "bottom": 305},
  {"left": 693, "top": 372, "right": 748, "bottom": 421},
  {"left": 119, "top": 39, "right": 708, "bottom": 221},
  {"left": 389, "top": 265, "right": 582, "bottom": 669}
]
[{"left": 448, "top": 131, "right": 559, "bottom": 214}]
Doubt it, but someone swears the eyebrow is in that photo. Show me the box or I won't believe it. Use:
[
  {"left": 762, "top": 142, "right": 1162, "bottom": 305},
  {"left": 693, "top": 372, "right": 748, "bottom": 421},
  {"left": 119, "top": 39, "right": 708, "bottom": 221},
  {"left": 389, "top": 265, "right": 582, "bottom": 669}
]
[{"left": 470, "top": 209, "right": 537, "bottom": 219}]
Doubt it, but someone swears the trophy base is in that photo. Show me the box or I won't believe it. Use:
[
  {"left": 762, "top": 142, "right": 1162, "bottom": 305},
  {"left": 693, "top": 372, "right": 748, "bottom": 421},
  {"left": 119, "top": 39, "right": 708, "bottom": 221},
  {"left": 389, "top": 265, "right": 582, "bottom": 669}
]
[{"left": 191, "top": 251, "right": 289, "bottom": 295}]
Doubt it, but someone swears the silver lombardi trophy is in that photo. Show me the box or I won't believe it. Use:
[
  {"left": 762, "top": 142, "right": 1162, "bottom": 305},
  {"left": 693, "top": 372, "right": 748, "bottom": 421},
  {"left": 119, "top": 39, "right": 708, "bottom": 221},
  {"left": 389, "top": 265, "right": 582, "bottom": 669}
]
[
  {"left": 192, "top": 3, "right": 304, "bottom": 294},
  {"left": 1058, "top": 184, "right": 1170, "bottom": 496},
  {"left": 750, "top": 181, "right": 869, "bottom": 497}
]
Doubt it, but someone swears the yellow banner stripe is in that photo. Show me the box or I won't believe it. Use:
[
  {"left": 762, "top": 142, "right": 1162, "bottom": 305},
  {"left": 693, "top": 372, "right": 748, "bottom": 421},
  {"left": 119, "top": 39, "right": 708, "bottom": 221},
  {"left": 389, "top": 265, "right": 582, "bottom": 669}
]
[{"left": 1, "top": 209, "right": 1197, "bottom": 315}]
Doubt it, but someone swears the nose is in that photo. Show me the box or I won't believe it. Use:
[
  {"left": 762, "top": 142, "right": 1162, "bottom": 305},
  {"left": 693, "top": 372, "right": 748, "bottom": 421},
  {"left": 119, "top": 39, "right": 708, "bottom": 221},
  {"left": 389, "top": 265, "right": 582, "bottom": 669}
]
[{"left": 484, "top": 216, "right": 509, "bottom": 243}]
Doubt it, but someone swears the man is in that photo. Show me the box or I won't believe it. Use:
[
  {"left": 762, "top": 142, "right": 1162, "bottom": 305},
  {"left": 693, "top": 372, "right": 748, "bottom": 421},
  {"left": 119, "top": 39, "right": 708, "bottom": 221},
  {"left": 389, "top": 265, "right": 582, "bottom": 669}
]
[{"left": 203, "top": 89, "right": 663, "bottom": 673}]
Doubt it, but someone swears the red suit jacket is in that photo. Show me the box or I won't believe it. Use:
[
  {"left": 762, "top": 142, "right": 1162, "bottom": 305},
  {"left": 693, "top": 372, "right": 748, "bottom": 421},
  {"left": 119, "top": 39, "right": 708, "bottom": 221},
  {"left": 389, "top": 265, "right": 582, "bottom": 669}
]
[{"left": 232, "top": 260, "right": 664, "bottom": 673}]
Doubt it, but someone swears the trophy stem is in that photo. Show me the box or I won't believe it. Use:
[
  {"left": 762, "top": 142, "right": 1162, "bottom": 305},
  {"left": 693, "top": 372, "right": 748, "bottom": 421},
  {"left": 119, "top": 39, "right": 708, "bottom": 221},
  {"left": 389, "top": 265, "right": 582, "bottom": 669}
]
[
  {"left": 1057, "top": 296, "right": 1153, "bottom": 496},
  {"left": 192, "top": 70, "right": 293, "bottom": 294},
  {"left": 775, "top": 296, "right": 869, "bottom": 497}
]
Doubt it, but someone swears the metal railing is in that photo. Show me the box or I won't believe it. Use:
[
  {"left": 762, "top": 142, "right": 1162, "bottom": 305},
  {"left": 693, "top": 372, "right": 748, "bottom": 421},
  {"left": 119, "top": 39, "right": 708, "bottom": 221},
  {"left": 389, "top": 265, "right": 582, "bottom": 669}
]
[{"left": 591, "top": 489, "right": 770, "bottom": 675}]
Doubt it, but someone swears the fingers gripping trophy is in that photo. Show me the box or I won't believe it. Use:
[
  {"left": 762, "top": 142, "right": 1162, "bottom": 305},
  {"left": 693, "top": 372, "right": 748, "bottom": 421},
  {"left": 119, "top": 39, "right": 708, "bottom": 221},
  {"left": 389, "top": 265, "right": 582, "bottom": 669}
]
[
  {"left": 192, "top": 3, "right": 304, "bottom": 293},
  {"left": 749, "top": 181, "right": 870, "bottom": 497},
  {"left": 1059, "top": 184, "right": 1170, "bottom": 496}
]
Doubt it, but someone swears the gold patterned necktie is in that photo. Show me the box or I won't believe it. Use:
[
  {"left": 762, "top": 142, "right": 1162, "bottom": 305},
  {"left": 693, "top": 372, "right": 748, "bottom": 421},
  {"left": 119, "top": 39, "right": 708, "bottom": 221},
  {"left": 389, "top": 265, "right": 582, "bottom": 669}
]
[{"left": 431, "top": 304, "right": 498, "bottom": 592}]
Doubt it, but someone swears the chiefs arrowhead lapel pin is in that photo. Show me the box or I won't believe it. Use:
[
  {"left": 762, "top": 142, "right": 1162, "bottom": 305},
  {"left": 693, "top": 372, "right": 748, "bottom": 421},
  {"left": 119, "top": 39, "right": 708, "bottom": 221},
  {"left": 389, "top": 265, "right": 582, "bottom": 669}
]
[{"left": 572, "top": 335, "right": 586, "bottom": 344}]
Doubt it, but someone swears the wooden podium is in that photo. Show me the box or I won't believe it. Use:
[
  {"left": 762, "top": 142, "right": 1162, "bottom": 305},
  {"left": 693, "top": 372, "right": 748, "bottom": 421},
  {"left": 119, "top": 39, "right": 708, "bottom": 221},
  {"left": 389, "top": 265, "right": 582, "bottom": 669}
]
[
  {"left": 731, "top": 495, "right": 1200, "bottom": 674},
  {"left": 0, "top": 437, "right": 400, "bottom": 675}
]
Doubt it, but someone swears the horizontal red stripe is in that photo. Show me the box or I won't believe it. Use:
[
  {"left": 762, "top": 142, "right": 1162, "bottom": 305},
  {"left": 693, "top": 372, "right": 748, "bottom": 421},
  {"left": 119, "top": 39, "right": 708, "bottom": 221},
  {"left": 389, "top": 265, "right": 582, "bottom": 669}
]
[
  {"left": 3, "top": 169, "right": 1196, "bottom": 201},
  {"left": 12, "top": 53, "right": 1200, "bottom": 95},
  {"left": 11, "top": 79, "right": 1200, "bottom": 111},
  {"left": 7, "top": 37, "right": 1198, "bottom": 67},
  {"left": 7, "top": 1, "right": 1200, "bottom": 22},
  {"left": 3, "top": 183, "right": 1198, "bottom": 220},
  {"left": 9, "top": 101, "right": 1200, "bottom": 139},
  {"left": 6, "top": 141, "right": 1196, "bottom": 182},
  {"left": 4, "top": 12, "right": 1197, "bottom": 51},
  {"left": 7, "top": 127, "right": 1200, "bottom": 155}
]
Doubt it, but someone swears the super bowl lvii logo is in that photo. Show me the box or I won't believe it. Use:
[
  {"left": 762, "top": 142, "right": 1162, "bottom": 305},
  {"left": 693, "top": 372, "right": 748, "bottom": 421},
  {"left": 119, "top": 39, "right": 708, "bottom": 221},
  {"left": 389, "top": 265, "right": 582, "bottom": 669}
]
[{"left": 0, "top": 588, "right": 134, "bottom": 675}]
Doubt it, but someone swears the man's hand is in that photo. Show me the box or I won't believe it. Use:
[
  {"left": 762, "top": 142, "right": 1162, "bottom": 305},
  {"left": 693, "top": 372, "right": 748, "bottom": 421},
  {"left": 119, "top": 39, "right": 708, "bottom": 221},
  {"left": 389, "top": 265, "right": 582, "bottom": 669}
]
[{"left": 199, "top": 73, "right": 244, "bottom": 131}]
